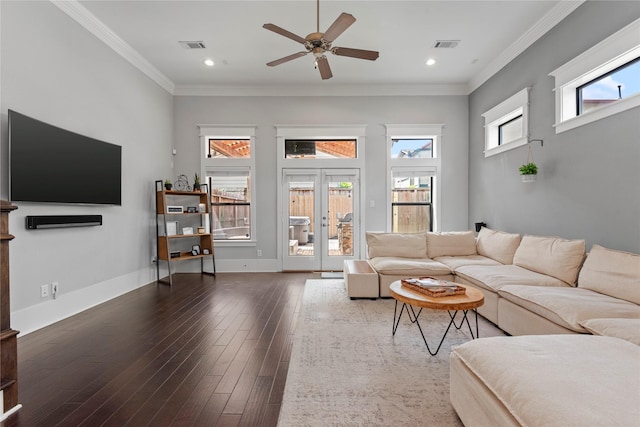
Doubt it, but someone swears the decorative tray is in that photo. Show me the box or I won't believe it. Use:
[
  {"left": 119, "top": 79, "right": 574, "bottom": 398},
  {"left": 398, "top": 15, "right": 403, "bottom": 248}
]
[{"left": 401, "top": 277, "right": 466, "bottom": 298}]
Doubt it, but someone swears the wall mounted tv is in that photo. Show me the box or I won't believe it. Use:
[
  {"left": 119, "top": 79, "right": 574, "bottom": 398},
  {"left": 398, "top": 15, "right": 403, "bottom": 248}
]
[{"left": 9, "top": 110, "right": 122, "bottom": 205}]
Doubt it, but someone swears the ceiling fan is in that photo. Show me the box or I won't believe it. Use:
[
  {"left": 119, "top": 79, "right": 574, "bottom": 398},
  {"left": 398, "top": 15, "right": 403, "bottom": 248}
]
[{"left": 263, "top": 0, "right": 379, "bottom": 80}]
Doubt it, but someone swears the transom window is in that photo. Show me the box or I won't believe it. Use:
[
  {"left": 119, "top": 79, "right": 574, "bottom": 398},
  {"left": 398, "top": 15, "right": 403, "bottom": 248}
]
[
  {"left": 482, "top": 88, "right": 529, "bottom": 157},
  {"left": 208, "top": 139, "right": 250, "bottom": 158},
  {"left": 550, "top": 18, "right": 640, "bottom": 133},
  {"left": 284, "top": 139, "right": 357, "bottom": 159},
  {"left": 391, "top": 139, "right": 433, "bottom": 158},
  {"left": 577, "top": 57, "right": 640, "bottom": 115}
]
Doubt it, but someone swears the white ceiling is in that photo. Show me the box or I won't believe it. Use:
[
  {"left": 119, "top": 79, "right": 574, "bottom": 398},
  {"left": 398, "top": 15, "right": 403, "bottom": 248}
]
[{"left": 69, "top": 0, "right": 582, "bottom": 95}]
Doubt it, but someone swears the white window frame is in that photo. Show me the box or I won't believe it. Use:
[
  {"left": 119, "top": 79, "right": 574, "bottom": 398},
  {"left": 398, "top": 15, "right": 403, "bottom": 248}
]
[
  {"left": 385, "top": 124, "right": 443, "bottom": 232},
  {"left": 198, "top": 125, "right": 257, "bottom": 247},
  {"left": 550, "top": 18, "right": 640, "bottom": 134},
  {"left": 482, "top": 88, "right": 529, "bottom": 158}
]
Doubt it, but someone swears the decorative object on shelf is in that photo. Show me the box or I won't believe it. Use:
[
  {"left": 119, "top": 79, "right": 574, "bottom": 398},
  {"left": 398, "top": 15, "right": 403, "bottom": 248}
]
[
  {"left": 191, "top": 245, "right": 201, "bottom": 256},
  {"left": 520, "top": 139, "right": 542, "bottom": 182},
  {"left": 174, "top": 174, "right": 192, "bottom": 191},
  {"left": 164, "top": 179, "right": 172, "bottom": 190},
  {"left": 167, "top": 206, "right": 184, "bottom": 213},
  {"left": 182, "top": 227, "right": 194, "bottom": 235},
  {"left": 198, "top": 203, "right": 206, "bottom": 213},
  {"left": 186, "top": 206, "right": 198, "bottom": 213},
  {"left": 166, "top": 221, "right": 178, "bottom": 236},
  {"left": 203, "top": 249, "right": 210, "bottom": 255},
  {"left": 197, "top": 227, "right": 206, "bottom": 234},
  {"left": 193, "top": 173, "right": 201, "bottom": 191}
]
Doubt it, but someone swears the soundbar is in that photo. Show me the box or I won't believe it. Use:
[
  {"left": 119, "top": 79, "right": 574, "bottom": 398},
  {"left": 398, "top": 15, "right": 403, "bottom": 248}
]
[{"left": 26, "top": 215, "right": 103, "bottom": 230}]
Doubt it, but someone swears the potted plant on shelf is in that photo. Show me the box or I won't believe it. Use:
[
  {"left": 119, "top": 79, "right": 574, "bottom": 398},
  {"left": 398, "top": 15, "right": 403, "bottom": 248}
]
[
  {"left": 164, "top": 179, "right": 172, "bottom": 190},
  {"left": 193, "top": 173, "right": 201, "bottom": 191},
  {"left": 519, "top": 163, "right": 538, "bottom": 182}
]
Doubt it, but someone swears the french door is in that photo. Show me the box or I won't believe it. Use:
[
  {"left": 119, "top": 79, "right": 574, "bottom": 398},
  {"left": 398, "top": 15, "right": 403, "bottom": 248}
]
[{"left": 282, "top": 168, "right": 360, "bottom": 271}]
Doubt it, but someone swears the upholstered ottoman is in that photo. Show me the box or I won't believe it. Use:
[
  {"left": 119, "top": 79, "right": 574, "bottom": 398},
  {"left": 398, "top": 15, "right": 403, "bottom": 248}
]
[
  {"left": 344, "top": 259, "right": 378, "bottom": 299},
  {"left": 450, "top": 335, "right": 640, "bottom": 427}
]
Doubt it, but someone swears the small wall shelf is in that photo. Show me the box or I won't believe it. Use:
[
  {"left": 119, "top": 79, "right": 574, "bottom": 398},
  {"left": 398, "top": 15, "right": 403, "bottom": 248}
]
[{"left": 154, "top": 181, "right": 216, "bottom": 285}]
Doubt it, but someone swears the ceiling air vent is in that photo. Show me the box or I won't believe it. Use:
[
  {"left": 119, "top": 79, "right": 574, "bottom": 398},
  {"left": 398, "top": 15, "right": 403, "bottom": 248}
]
[
  {"left": 179, "top": 40, "right": 206, "bottom": 49},
  {"left": 433, "top": 40, "right": 460, "bottom": 49}
]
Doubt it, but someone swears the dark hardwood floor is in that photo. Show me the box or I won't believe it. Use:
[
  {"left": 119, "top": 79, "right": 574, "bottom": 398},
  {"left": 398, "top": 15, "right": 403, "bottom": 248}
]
[{"left": 3, "top": 272, "right": 315, "bottom": 426}]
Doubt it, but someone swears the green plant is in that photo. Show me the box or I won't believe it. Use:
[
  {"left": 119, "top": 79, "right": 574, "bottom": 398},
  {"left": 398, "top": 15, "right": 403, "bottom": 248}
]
[
  {"left": 519, "top": 163, "right": 538, "bottom": 175},
  {"left": 194, "top": 173, "right": 200, "bottom": 185},
  {"left": 164, "top": 179, "right": 171, "bottom": 185}
]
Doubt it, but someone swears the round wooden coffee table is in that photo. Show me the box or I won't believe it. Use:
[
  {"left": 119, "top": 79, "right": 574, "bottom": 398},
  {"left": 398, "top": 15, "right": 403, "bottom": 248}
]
[{"left": 389, "top": 280, "right": 484, "bottom": 356}]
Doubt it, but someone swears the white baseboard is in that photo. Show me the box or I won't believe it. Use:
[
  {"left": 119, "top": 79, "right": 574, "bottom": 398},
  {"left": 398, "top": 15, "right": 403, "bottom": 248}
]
[{"left": 12, "top": 267, "right": 156, "bottom": 336}]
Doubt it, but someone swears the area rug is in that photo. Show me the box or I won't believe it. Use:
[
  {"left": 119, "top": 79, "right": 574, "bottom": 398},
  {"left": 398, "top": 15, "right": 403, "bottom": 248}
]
[{"left": 278, "top": 279, "right": 505, "bottom": 426}]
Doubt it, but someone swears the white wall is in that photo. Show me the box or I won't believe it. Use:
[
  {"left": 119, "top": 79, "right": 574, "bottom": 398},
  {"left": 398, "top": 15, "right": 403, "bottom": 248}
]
[
  {"left": 173, "top": 95, "right": 469, "bottom": 268},
  {"left": 1, "top": 1, "right": 173, "bottom": 334},
  {"left": 468, "top": 1, "right": 640, "bottom": 253}
]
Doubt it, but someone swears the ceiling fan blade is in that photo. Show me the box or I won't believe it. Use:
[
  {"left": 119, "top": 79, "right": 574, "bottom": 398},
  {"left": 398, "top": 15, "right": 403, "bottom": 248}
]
[
  {"left": 263, "top": 23, "right": 307, "bottom": 44},
  {"left": 322, "top": 13, "right": 356, "bottom": 42},
  {"left": 332, "top": 47, "right": 379, "bottom": 61},
  {"left": 266, "top": 51, "right": 309, "bottom": 67},
  {"left": 316, "top": 55, "right": 333, "bottom": 80}
]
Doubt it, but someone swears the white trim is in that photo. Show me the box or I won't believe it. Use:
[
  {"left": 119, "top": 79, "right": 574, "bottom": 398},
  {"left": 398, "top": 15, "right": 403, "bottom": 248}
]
[
  {"left": 469, "top": 1, "right": 584, "bottom": 92},
  {"left": 0, "top": 404, "right": 22, "bottom": 422},
  {"left": 50, "top": 0, "right": 175, "bottom": 94},
  {"left": 550, "top": 18, "right": 640, "bottom": 133},
  {"left": 12, "top": 267, "right": 155, "bottom": 336},
  {"left": 384, "top": 124, "right": 443, "bottom": 232},
  {"left": 276, "top": 124, "right": 367, "bottom": 138},
  {"left": 199, "top": 125, "right": 258, "bottom": 244},
  {"left": 482, "top": 88, "right": 529, "bottom": 157},
  {"left": 174, "top": 84, "right": 469, "bottom": 97}
]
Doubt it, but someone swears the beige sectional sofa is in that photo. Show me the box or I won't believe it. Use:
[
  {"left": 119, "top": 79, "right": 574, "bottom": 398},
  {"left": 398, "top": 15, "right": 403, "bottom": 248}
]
[
  {"left": 365, "top": 228, "right": 640, "bottom": 335},
  {"left": 366, "top": 228, "right": 640, "bottom": 426}
]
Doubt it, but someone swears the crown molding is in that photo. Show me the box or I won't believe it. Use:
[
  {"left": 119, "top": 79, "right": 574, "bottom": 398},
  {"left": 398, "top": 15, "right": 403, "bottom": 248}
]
[
  {"left": 173, "top": 83, "right": 469, "bottom": 97},
  {"left": 468, "top": 0, "right": 584, "bottom": 93},
  {"left": 50, "top": 0, "right": 175, "bottom": 94}
]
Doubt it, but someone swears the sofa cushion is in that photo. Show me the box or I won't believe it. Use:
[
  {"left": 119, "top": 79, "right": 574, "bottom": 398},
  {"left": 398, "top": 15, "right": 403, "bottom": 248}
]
[
  {"left": 366, "top": 232, "right": 427, "bottom": 259},
  {"left": 579, "top": 318, "right": 640, "bottom": 345},
  {"left": 433, "top": 255, "right": 502, "bottom": 270},
  {"left": 451, "top": 335, "right": 640, "bottom": 427},
  {"left": 427, "top": 231, "right": 477, "bottom": 258},
  {"left": 368, "top": 257, "right": 451, "bottom": 276},
  {"left": 454, "top": 264, "right": 568, "bottom": 293},
  {"left": 513, "top": 235, "right": 586, "bottom": 286},
  {"left": 476, "top": 227, "right": 521, "bottom": 264},
  {"left": 578, "top": 244, "right": 640, "bottom": 305},
  {"left": 498, "top": 285, "right": 640, "bottom": 333}
]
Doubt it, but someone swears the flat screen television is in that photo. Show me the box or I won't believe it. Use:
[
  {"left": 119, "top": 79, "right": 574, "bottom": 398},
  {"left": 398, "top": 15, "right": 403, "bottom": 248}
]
[{"left": 9, "top": 110, "right": 122, "bottom": 205}]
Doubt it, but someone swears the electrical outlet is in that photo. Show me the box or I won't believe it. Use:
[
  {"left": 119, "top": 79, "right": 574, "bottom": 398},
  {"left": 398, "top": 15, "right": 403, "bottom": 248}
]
[
  {"left": 257, "top": 249, "right": 262, "bottom": 257},
  {"left": 40, "top": 284, "right": 50, "bottom": 298}
]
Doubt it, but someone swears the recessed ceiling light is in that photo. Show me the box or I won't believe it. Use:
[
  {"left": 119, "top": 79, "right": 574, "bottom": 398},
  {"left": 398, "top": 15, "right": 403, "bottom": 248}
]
[
  {"left": 426, "top": 58, "right": 436, "bottom": 66},
  {"left": 204, "top": 59, "right": 214, "bottom": 67}
]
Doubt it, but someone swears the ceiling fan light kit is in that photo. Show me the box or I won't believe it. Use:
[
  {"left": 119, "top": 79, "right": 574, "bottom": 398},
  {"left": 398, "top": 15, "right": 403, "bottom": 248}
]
[{"left": 263, "top": 0, "right": 379, "bottom": 80}]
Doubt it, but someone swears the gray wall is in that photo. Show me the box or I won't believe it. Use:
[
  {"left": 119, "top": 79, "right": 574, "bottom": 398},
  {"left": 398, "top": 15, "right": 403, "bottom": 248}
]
[
  {"left": 174, "top": 95, "right": 469, "bottom": 262},
  {"left": 1, "top": 1, "right": 173, "bottom": 321},
  {"left": 469, "top": 1, "right": 640, "bottom": 253}
]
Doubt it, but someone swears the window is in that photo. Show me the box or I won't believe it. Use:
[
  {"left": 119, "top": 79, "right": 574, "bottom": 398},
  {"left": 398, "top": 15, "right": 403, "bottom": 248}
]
[
  {"left": 391, "top": 139, "right": 433, "bottom": 158},
  {"left": 209, "top": 171, "right": 251, "bottom": 240},
  {"left": 385, "top": 124, "right": 442, "bottom": 231},
  {"left": 482, "top": 88, "right": 529, "bottom": 157},
  {"left": 577, "top": 57, "right": 640, "bottom": 115},
  {"left": 391, "top": 171, "right": 433, "bottom": 232},
  {"left": 550, "top": 18, "right": 640, "bottom": 133},
  {"left": 199, "top": 125, "right": 256, "bottom": 245},
  {"left": 284, "top": 139, "right": 357, "bottom": 159},
  {"left": 208, "top": 139, "right": 250, "bottom": 158}
]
